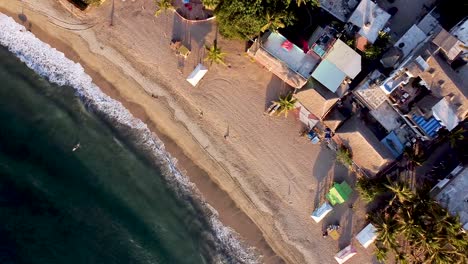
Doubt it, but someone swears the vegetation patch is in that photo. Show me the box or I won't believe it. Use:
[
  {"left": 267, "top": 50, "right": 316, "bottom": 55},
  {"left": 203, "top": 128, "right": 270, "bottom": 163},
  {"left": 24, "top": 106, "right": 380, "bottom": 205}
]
[
  {"left": 360, "top": 179, "right": 468, "bottom": 263},
  {"left": 213, "top": 0, "right": 318, "bottom": 40},
  {"left": 336, "top": 145, "right": 352, "bottom": 167},
  {"left": 270, "top": 93, "right": 297, "bottom": 118}
]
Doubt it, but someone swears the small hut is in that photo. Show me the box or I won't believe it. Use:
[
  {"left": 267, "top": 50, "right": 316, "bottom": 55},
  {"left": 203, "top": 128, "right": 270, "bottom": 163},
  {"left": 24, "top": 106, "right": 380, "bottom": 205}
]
[
  {"left": 186, "top": 64, "right": 208, "bottom": 87},
  {"left": 311, "top": 202, "right": 333, "bottom": 223},
  {"left": 334, "top": 245, "right": 357, "bottom": 264},
  {"left": 326, "top": 181, "right": 352, "bottom": 205},
  {"left": 355, "top": 223, "right": 377, "bottom": 248}
]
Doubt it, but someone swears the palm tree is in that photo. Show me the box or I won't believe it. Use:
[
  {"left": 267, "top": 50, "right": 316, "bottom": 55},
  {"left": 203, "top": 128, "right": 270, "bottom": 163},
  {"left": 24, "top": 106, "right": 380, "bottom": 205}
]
[
  {"left": 372, "top": 214, "right": 400, "bottom": 249},
  {"left": 374, "top": 246, "right": 388, "bottom": 263},
  {"left": 271, "top": 93, "right": 297, "bottom": 118},
  {"left": 448, "top": 127, "right": 465, "bottom": 148},
  {"left": 154, "top": 0, "right": 173, "bottom": 17},
  {"left": 261, "top": 12, "right": 286, "bottom": 32},
  {"left": 296, "top": 0, "right": 319, "bottom": 7},
  {"left": 363, "top": 44, "right": 383, "bottom": 60},
  {"left": 385, "top": 181, "right": 414, "bottom": 205},
  {"left": 204, "top": 43, "right": 226, "bottom": 65},
  {"left": 404, "top": 145, "right": 425, "bottom": 166},
  {"left": 201, "top": 0, "right": 219, "bottom": 10},
  {"left": 356, "top": 177, "right": 385, "bottom": 202}
]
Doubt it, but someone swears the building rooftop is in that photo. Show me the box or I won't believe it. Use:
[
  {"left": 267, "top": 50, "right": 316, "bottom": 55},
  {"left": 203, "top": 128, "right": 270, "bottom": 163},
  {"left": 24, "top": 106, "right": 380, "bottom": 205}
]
[
  {"left": 394, "top": 25, "right": 428, "bottom": 57},
  {"left": 310, "top": 26, "right": 338, "bottom": 57},
  {"left": 419, "top": 49, "right": 468, "bottom": 121},
  {"left": 432, "top": 97, "right": 460, "bottom": 131},
  {"left": 262, "top": 32, "right": 320, "bottom": 78},
  {"left": 380, "top": 70, "right": 411, "bottom": 94},
  {"left": 370, "top": 101, "right": 401, "bottom": 131},
  {"left": 354, "top": 70, "right": 388, "bottom": 110},
  {"left": 380, "top": 131, "right": 405, "bottom": 158},
  {"left": 311, "top": 59, "right": 347, "bottom": 92},
  {"left": 417, "top": 12, "right": 440, "bottom": 35},
  {"left": 335, "top": 116, "right": 394, "bottom": 176},
  {"left": 432, "top": 165, "right": 468, "bottom": 230},
  {"left": 294, "top": 81, "right": 339, "bottom": 119},
  {"left": 324, "top": 39, "right": 362, "bottom": 79},
  {"left": 380, "top": 46, "right": 404, "bottom": 68},
  {"left": 251, "top": 48, "right": 308, "bottom": 88},
  {"left": 320, "top": 0, "right": 359, "bottom": 22},
  {"left": 451, "top": 17, "right": 468, "bottom": 56},
  {"left": 323, "top": 108, "right": 346, "bottom": 132},
  {"left": 432, "top": 28, "right": 464, "bottom": 61},
  {"left": 348, "top": 0, "right": 391, "bottom": 43}
]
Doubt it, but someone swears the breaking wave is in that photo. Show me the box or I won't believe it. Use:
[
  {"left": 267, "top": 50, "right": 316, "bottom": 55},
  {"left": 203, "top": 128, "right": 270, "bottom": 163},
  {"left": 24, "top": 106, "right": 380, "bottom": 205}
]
[{"left": 0, "top": 13, "right": 258, "bottom": 264}]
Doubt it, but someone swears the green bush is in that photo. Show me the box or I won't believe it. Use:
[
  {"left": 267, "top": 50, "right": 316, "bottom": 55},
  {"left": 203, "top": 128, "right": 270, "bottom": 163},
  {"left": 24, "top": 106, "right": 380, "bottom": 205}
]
[
  {"left": 336, "top": 146, "right": 352, "bottom": 167},
  {"left": 356, "top": 177, "right": 385, "bottom": 202}
]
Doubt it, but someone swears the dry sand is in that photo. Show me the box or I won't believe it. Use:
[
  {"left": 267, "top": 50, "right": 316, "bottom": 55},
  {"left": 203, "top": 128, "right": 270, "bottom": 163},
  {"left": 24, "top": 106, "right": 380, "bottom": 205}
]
[{"left": 0, "top": 1, "right": 376, "bottom": 263}]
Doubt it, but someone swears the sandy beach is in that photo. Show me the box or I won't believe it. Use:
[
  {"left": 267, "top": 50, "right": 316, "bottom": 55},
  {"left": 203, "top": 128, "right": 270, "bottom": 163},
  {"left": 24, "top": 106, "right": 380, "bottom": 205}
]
[{"left": 0, "top": 1, "right": 375, "bottom": 263}]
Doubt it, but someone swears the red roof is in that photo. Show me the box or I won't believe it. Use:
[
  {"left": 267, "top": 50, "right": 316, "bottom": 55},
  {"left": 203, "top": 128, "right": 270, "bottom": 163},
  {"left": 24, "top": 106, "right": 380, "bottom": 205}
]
[{"left": 356, "top": 34, "right": 368, "bottom": 52}]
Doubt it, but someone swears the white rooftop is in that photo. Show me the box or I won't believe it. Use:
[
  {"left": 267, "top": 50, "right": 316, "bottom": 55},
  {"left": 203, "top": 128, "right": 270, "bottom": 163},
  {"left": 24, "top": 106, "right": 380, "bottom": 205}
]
[
  {"left": 325, "top": 39, "right": 361, "bottom": 78},
  {"left": 311, "top": 59, "right": 347, "bottom": 92},
  {"left": 394, "top": 25, "right": 427, "bottom": 57},
  {"left": 451, "top": 18, "right": 468, "bottom": 47},
  {"left": 348, "top": 0, "right": 391, "bottom": 43},
  {"left": 262, "top": 32, "right": 319, "bottom": 78},
  {"left": 432, "top": 97, "right": 460, "bottom": 131},
  {"left": 320, "top": 0, "right": 359, "bottom": 22},
  {"left": 310, "top": 202, "right": 333, "bottom": 223},
  {"left": 355, "top": 223, "right": 377, "bottom": 248},
  {"left": 186, "top": 63, "right": 208, "bottom": 86}
]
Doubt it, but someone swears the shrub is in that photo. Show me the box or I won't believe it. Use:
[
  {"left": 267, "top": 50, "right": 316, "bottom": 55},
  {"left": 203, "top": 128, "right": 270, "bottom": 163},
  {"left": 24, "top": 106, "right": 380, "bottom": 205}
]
[{"left": 336, "top": 146, "right": 352, "bottom": 167}]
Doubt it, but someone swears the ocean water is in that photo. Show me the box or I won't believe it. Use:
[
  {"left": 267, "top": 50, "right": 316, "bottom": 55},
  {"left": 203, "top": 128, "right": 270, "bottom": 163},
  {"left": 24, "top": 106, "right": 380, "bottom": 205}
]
[{"left": 0, "top": 14, "right": 255, "bottom": 264}]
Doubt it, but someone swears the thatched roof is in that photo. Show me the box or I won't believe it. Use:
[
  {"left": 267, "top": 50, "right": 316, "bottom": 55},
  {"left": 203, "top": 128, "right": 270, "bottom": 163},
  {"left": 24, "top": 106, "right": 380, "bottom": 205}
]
[
  {"left": 335, "top": 116, "right": 394, "bottom": 175},
  {"left": 294, "top": 81, "right": 339, "bottom": 119}
]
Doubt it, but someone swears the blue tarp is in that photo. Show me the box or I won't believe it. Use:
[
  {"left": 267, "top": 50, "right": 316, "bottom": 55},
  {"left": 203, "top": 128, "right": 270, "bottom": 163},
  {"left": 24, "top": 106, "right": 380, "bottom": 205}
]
[
  {"left": 381, "top": 131, "right": 405, "bottom": 158},
  {"left": 412, "top": 114, "right": 442, "bottom": 138}
]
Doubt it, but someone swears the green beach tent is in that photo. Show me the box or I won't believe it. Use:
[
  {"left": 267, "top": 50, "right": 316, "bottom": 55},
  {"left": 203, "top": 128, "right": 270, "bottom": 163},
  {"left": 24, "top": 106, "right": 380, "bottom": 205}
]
[{"left": 326, "top": 181, "right": 352, "bottom": 205}]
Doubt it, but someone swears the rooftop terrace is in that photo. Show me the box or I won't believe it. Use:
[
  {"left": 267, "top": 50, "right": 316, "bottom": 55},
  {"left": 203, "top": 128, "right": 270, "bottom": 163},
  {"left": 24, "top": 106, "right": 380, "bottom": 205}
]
[
  {"left": 348, "top": 0, "right": 391, "bottom": 43},
  {"left": 262, "top": 32, "right": 320, "bottom": 79}
]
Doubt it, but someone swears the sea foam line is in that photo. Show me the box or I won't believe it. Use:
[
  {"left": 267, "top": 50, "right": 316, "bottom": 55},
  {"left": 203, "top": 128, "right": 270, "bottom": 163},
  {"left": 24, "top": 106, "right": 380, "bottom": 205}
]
[{"left": 0, "top": 13, "right": 258, "bottom": 264}]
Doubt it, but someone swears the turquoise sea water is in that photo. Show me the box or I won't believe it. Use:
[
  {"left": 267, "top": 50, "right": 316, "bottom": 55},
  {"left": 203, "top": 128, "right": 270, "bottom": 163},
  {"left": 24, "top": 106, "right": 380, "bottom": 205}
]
[{"left": 0, "top": 45, "right": 235, "bottom": 264}]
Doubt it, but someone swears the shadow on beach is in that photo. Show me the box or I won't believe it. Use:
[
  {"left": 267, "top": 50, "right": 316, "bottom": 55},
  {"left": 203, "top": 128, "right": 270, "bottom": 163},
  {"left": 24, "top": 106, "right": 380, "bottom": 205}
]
[
  {"left": 264, "top": 76, "right": 291, "bottom": 110},
  {"left": 171, "top": 14, "right": 212, "bottom": 53}
]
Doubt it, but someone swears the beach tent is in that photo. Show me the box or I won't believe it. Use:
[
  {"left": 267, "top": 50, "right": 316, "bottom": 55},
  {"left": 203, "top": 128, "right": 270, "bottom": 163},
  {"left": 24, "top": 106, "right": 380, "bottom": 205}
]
[
  {"left": 186, "top": 64, "right": 208, "bottom": 87},
  {"left": 326, "top": 181, "right": 352, "bottom": 206},
  {"left": 334, "top": 245, "right": 357, "bottom": 264},
  {"left": 311, "top": 202, "right": 333, "bottom": 223},
  {"left": 355, "top": 223, "right": 377, "bottom": 248}
]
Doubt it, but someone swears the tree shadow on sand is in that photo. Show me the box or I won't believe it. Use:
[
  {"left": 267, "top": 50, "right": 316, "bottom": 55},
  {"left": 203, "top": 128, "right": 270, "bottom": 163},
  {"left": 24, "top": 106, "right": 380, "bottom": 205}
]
[
  {"left": 264, "top": 76, "right": 293, "bottom": 110},
  {"left": 171, "top": 14, "right": 213, "bottom": 52}
]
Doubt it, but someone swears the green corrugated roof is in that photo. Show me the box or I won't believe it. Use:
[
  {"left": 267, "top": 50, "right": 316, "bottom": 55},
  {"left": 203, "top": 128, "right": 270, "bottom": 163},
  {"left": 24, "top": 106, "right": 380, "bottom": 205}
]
[{"left": 326, "top": 181, "right": 352, "bottom": 205}]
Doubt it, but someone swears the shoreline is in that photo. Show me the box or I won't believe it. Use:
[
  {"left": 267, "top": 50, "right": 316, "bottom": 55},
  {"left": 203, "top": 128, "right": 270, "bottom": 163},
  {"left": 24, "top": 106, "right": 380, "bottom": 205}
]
[{"left": 0, "top": 6, "right": 284, "bottom": 264}]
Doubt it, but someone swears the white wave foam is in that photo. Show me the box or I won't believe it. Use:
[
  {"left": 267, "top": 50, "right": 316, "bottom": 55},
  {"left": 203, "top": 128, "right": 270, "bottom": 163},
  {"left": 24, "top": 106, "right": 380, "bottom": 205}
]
[{"left": 0, "top": 13, "right": 258, "bottom": 264}]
